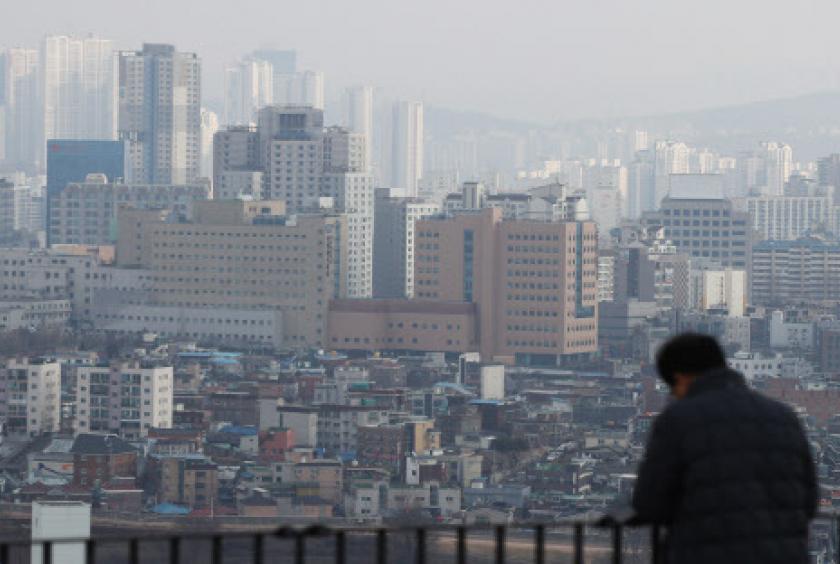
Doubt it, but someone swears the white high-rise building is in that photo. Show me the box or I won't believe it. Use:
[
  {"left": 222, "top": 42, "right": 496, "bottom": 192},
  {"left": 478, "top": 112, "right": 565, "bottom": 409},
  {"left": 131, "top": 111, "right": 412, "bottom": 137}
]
[
  {"left": 274, "top": 70, "right": 324, "bottom": 110},
  {"left": 118, "top": 44, "right": 201, "bottom": 184},
  {"left": 324, "top": 170, "right": 375, "bottom": 297},
  {"left": 0, "top": 173, "right": 45, "bottom": 238},
  {"left": 760, "top": 142, "right": 793, "bottom": 196},
  {"left": 4, "top": 48, "right": 40, "bottom": 171},
  {"left": 654, "top": 141, "right": 689, "bottom": 208},
  {"left": 74, "top": 361, "right": 173, "bottom": 439},
  {"left": 41, "top": 35, "right": 117, "bottom": 155},
  {"left": 391, "top": 100, "right": 424, "bottom": 197},
  {"left": 200, "top": 108, "right": 218, "bottom": 178},
  {"left": 581, "top": 160, "right": 627, "bottom": 238},
  {"left": 0, "top": 358, "right": 60, "bottom": 437},
  {"left": 223, "top": 57, "right": 273, "bottom": 126},
  {"left": 345, "top": 86, "right": 374, "bottom": 172}
]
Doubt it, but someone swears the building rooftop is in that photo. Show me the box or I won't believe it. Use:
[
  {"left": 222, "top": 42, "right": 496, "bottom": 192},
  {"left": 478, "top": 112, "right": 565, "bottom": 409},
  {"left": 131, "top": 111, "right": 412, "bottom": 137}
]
[{"left": 70, "top": 434, "right": 137, "bottom": 455}]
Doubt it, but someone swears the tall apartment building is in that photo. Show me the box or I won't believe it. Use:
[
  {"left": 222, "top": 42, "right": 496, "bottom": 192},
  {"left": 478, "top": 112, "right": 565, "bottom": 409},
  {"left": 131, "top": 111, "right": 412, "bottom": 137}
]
[
  {"left": 216, "top": 106, "right": 374, "bottom": 297},
  {"left": 642, "top": 195, "right": 753, "bottom": 269},
  {"left": 0, "top": 176, "right": 45, "bottom": 243},
  {"left": 273, "top": 70, "right": 324, "bottom": 110},
  {"left": 4, "top": 48, "right": 40, "bottom": 171},
  {"left": 74, "top": 361, "right": 173, "bottom": 439},
  {"left": 611, "top": 238, "right": 690, "bottom": 313},
  {"left": 223, "top": 57, "right": 273, "bottom": 126},
  {"left": 330, "top": 206, "right": 599, "bottom": 365},
  {"left": 49, "top": 173, "right": 210, "bottom": 245},
  {"left": 212, "top": 126, "right": 263, "bottom": 200},
  {"left": 41, "top": 35, "right": 117, "bottom": 151},
  {"left": 117, "top": 44, "right": 201, "bottom": 184},
  {"left": 734, "top": 189, "right": 832, "bottom": 241},
  {"left": 344, "top": 86, "right": 374, "bottom": 172},
  {"left": 653, "top": 141, "right": 690, "bottom": 208},
  {"left": 0, "top": 179, "right": 16, "bottom": 243},
  {"left": 817, "top": 154, "right": 840, "bottom": 204},
  {"left": 200, "top": 108, "right": 218, "bottom": 178},
  {"left": 758, "top": 142, "right": 793, "bottom": 197},
  {"left": 751, "top": 238, "right": 840, "bottom": 306},
  {"left": 250, "top": 49, "right": 296, "bottom": 74},
  {"left": 0, "top": 358, "right": 60, "bottom": 437},
  {"left": 391, "top": 101, "right": 424, "bottom": 197},
  {"left": 115, "top": 199, "right": 346, "bottom": 350},
  {"left": 373, "top": 188, "right": 439, "bottom": 298},
  {"left": 628, "top": 149, "right": 655, "bottom": 217}
]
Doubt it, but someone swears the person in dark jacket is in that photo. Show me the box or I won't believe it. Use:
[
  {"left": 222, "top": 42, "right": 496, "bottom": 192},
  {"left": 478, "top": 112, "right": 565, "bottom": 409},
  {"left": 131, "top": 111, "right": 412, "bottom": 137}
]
[{"left": 632, "top": 333, "right": 818, "bottom": 564}]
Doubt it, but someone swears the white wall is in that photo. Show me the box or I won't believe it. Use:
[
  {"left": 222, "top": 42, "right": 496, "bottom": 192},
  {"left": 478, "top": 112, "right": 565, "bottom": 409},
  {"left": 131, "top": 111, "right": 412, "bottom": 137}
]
[
  {"left": 31, "top": 501, "right": 91, "bottom": 564},
  {"left": 480, "top": 365, "right": 505, "bottom": 400}
]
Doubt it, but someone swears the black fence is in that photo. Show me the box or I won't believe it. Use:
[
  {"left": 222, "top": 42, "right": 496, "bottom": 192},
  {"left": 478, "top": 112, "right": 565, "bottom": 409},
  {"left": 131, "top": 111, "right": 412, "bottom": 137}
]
[{"left": 0, "top": 516, "right": 837, "bottom": 564}]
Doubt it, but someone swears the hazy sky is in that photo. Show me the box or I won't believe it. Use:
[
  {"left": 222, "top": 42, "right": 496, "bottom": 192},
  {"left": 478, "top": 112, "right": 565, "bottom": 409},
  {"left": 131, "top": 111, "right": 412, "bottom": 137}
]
[{"left": 6, "top": 0, "right": 840, "bottom": 122}]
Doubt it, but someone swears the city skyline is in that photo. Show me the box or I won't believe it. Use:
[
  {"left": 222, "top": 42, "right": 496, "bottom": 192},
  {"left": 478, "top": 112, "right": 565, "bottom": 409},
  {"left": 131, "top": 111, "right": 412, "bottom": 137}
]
[
  {"left": 0, "top": 5, "right": 840, "bottom": 562},
  {"left": 2, "top": 0, "right": 840, "bottom": 122}
]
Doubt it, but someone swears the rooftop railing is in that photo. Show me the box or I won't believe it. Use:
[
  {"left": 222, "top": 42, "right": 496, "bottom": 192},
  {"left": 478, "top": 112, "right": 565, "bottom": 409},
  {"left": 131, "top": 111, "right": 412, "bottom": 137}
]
[{"left": 1, "top": 513, "right": 836, "bottom": 564}]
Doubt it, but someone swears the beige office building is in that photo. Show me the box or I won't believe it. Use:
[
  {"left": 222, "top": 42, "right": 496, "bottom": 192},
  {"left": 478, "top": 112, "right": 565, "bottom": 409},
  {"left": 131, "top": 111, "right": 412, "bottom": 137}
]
[
  {"left": 116, "top": 200, "right": 346, "bottom": 349},
  {"left": 330, "top": 207, "right": 598, "bottom": 364}
]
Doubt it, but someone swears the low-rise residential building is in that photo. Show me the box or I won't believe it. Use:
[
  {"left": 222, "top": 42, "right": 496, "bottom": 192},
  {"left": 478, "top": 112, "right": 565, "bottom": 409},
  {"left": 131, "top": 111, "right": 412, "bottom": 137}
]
[
  {"left": 70, "top": 434, "right": 138, "bottom": 487},
  {"left": 74, "top": 361, "right": 173, "bottom": 439},
  {"left": 0, "top": 357, "right": 61, "bottom": 436},
  {"left": 157, "top": 455, "right": 219, "bottom": 509}
]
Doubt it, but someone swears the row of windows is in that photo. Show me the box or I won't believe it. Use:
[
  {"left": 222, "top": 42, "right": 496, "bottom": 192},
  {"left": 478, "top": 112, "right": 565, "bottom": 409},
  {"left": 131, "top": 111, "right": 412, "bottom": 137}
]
[
  {"left": 663, "top": 208, "right": 730, "bottom": 217},
  {"left": 152, "top": 230, "right": 309, "bottom": 239},
  {"left": 506, "top": 294, "right": 562, "bottom": 302}
]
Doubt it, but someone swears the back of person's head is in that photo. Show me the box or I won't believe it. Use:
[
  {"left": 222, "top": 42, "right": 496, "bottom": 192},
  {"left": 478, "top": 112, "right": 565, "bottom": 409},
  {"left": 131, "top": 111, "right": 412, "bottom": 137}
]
[{"left": 655, "top": 333, "right": 727, "bottom": 386}]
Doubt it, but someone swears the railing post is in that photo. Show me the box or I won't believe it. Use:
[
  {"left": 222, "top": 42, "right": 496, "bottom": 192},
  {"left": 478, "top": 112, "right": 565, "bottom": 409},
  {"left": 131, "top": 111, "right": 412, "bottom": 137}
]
[
  {"left": 335, "top": 530, "right": 346, "bottom": 564},
  {"left": 573, "top": 523, "right": 584, "bottom": 564},
  {"left": 212, "top": 535, "right": 222, "bottom": 564},
  {"left": 495, "top": 525, "right": 505, "bottom": 564},
  {"left": 376, "top": 529, "right": 387, "bottom": 564},
  {"left": 295, "top": 531, "right": 305, "bottom": 564},
  {"left": 533, "top": 525, "right": 544, "bottom": 564},
  {"left": 457, "top": 526, "right": 467, "bottom": 564},
  {"left": 129, "top": 538, "right": 139, "bottom": 564},
  {"left": 254, "top": 533, "right": 264, "bottom": 564},
  {"left": 651, "top": 525, "right": 660, "bottom": 564},
  {"left": 612, "top": 524, "right": 622, "bottom": 564},
  {"left": 86, "top": 539, "right": 95, "bottom": 564},
  {"left": 169, "top": 536, "right": 180, "bottom": 564},
  {"left": 0, "top": 543, "right": 7, "bottom": 564},
  {"left": 43, "top": 541, "right": 52, "bottom": 564},
  {"left": 415, "top": 528, "right": 426, "bottom": 564}
]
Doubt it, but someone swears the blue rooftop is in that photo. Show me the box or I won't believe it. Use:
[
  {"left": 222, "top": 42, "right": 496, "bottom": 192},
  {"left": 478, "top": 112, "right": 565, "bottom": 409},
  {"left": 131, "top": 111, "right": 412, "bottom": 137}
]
[
  {"left": 219, "top": 425, "right": 258, "bottom": 436},
  {"left": 152, "top": 503, "right": 190, "bottom": 515}
]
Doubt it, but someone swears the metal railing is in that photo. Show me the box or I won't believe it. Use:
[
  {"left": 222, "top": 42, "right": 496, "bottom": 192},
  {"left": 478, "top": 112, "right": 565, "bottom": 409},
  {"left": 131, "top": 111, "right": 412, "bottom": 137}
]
[{"left": 0, "top": 515, "right": 836, "bottom": 564}]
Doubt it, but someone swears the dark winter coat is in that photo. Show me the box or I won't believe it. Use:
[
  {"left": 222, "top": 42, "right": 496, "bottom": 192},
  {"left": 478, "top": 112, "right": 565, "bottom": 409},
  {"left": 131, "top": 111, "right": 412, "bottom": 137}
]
[{"left": 632, "top": 368, "right": 818, "bottom": 564}]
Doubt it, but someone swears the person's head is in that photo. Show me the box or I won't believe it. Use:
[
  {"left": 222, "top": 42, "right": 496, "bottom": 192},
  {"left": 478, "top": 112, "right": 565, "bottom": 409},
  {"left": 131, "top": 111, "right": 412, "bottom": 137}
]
[{"left": 655, "top": 333, "right": 727, "bottom": 399}]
